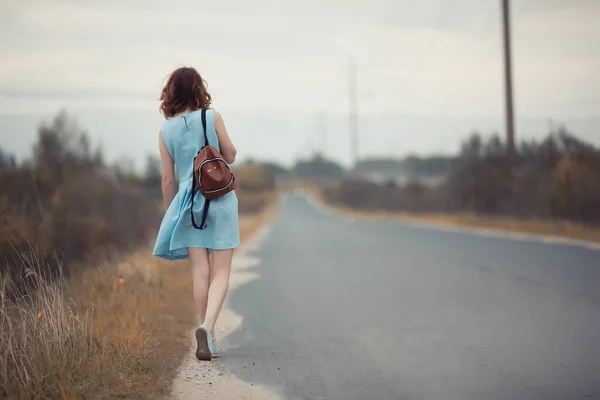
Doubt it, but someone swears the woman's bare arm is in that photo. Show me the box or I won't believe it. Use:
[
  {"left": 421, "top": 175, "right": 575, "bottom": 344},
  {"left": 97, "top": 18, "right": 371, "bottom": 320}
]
[
  {"left": 213, "top": 110, "right": 237, "bottom": 164},
  {"left": 159, "top": 130, "right": 177, "bottom": 210}
]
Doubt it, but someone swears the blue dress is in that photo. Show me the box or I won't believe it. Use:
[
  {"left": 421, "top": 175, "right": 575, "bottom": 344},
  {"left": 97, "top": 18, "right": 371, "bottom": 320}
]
[{"left": 153, "top": 109, "right": 240, "bottom": 260}]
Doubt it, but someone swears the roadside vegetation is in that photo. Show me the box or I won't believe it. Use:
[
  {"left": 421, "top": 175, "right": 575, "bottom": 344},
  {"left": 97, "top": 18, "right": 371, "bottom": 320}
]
[{"left": 320, "top": 127, "right": 600, "bottom": 241}]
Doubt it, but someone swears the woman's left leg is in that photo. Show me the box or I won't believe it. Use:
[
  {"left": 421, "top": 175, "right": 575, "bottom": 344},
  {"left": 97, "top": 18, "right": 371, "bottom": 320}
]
[{"left": 188, "top": 247, "right": 211, "bottom": 325}]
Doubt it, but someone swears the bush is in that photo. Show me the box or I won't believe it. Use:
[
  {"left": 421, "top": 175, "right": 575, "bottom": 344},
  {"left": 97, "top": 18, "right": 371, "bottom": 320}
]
[
  {"left": 233, "top": 163, "right": 276, "bottom": 214},
  {"left": 0, "top": 111, "right": 160, "bottom": 295}
]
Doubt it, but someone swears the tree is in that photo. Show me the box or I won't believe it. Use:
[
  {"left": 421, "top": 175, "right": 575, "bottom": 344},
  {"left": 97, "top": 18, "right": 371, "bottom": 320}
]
[
  {"left": 144, "top": 154, "right": 162, "bottom": 185},
  {"left": 292, "top": 154, "right": 346, "bottom": 180},
  {"left": 114, "top": 156, "right": 137, "bottom": 181},
  {"left": 28, "top": 110, "right": 102, "bottom": 196},
  {"left": 0, "top": 147, "right": 16, "bottom": 168}
]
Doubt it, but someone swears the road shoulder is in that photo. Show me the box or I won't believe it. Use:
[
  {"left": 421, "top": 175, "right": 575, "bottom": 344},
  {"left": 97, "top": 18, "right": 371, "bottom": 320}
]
[
  {"left": 170, "top": 207, "right": 283, "bottom": 400},
  {"left": 304, "top": 187, "right": 600, "bottom": 250}
]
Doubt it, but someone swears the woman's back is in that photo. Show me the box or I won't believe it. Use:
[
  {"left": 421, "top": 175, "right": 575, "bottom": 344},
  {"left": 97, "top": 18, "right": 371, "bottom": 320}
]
[
  {"left": 153, "top": 106, "right": 239, "bottom": 261},
  {"left": 161, "top": 109, "right": 220, "bottom": 183}
]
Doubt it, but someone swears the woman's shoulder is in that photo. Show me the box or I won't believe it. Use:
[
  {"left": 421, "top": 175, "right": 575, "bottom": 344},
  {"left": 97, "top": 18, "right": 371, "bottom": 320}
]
[
  {"left": 210, "top": 108, "right": 223, "bottom": 122},
  {"left": 185, "top": 108, "right": 218, "bottom": 118},
  {"left": 160, "top": 117, "right": 176, "bottom": 134},
  {"left": 196, "top": 108, "right": 221, "bottom": 124}
]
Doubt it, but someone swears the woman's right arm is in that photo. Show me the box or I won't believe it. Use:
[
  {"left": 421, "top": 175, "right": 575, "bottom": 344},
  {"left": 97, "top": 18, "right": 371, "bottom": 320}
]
[
  {"left": 159, "top": 130, "right": 177, "bottom": 210},
  {"left": 213, "top": 110, "right": 237, "bottom": 164}
]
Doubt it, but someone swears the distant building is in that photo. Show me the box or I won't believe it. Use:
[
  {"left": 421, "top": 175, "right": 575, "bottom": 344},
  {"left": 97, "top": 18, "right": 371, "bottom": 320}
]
[{"left": 359, "top": 172, "right": 446, "bottom": 188}]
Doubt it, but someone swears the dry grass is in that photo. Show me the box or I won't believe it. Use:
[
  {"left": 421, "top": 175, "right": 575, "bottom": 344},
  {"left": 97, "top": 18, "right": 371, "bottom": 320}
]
[
  {"left": 1, "top": 267, "right": 96, "bottom": 399},
  {"left": 0, "top": 245, "right": 192, "bottom": 399},
  {"left": 311, "top": 187, "right": 600, "bottom": 244},
  {"left": 1, "top": 195, "right": 278, "bottom": 399}
]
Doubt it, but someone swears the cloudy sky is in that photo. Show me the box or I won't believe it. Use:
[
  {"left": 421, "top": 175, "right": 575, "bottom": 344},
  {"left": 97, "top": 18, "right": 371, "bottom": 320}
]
[{"left": 0, "top": 0, "right": 598, "bottom": 168}]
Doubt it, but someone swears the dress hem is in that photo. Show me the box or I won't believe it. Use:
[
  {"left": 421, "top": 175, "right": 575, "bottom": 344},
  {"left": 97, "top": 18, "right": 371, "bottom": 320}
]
[{"left": 153, "top": 242, "right": 241, "bottom": 261}]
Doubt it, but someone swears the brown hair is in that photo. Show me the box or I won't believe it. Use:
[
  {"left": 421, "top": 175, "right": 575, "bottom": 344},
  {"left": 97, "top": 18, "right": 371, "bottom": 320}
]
[{"left": 159, "top": 66, "right": 212, "bottom": 118}]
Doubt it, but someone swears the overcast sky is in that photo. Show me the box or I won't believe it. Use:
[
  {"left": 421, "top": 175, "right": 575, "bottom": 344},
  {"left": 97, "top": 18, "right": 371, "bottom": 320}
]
[{"left": 1, "top": 0, "right": 598, "bottom": 168}]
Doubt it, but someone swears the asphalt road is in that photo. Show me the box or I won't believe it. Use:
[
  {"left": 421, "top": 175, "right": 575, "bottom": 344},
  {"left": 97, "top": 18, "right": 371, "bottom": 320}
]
[{"left": 223, "top": 193, "right": 600, "bottom": 400}]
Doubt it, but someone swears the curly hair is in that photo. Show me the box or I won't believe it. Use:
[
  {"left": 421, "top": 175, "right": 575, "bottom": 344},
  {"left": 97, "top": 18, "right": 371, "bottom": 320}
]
[{"left": 159, "top": 66, "right": 212, "bottom": 118}]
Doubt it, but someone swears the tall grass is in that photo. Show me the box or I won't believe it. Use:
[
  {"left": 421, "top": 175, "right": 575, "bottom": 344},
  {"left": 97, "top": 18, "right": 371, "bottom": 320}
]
[
  {"left": 0, "top": 243, "right": 195, "bottom": 399},
  {"left": 0, "top": 252, "right": 97, "bottom": 399}
]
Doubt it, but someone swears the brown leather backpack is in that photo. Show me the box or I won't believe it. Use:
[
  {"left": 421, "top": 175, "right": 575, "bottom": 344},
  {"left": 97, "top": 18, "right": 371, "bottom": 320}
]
[{"left": 190, "top": 109, "right": 237, "bottom": 230}]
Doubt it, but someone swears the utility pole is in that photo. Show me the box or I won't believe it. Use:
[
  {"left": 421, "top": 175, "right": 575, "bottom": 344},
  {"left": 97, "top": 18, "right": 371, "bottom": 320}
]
[
  {"left": 501, "top": 0, "right": 516, "bottom": 159},
  {"left": 348, "top": 55, "right": 359, "bottom": 168}
]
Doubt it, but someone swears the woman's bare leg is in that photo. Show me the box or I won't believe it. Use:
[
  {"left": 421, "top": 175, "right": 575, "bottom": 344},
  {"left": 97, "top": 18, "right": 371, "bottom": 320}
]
[
  {"left": 188, "top": 248, "right": 211, "bottom": 325},
  {"left": 205, "top": 249, "right": 234, "bottom": 337}
]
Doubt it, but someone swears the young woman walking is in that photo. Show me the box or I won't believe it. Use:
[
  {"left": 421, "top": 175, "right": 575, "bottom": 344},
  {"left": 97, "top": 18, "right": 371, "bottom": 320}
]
[{"left": 153, "top": 66, "right": 240, "bottom": 361}]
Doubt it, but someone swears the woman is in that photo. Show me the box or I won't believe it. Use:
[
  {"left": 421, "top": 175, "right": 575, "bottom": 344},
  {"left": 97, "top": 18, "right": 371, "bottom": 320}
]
[{"left": 153, "top": 66, "right": 240, "bottom": 361}]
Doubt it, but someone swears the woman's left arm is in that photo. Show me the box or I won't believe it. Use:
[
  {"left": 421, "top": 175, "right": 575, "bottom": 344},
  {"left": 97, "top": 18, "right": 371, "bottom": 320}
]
[{"left": 159, "top": 129, "right": 177, "bottom": 210}]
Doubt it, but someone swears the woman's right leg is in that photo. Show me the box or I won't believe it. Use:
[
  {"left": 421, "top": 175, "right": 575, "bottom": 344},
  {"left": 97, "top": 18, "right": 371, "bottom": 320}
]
[
  {"left": 188, "top": 248, "right": 210, "bottom": 325},
  {"left": 205, "top": 249, "right": 234, "bottom": 337}
]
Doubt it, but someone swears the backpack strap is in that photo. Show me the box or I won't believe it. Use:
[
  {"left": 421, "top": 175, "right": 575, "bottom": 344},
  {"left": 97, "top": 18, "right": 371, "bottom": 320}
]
[
  {"left": 190, "top": 109, "right": 211, "bottom": 230},
  {"left": 191, "top": 186, "right": 210, "bottom": 230},
  {"left": 194, "top": 108, "right": 210, "bottom": 152},
  {"left": 201, "top": 109, "right": 209, "bottom": 148}
]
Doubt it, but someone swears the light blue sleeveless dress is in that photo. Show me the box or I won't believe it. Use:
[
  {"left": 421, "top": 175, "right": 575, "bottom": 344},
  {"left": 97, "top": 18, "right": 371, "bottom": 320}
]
[{"left": 153, "top": 109, "right": 240, "bottom": 260}]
